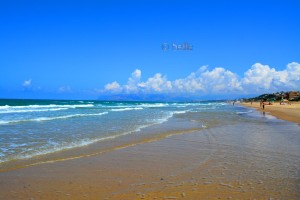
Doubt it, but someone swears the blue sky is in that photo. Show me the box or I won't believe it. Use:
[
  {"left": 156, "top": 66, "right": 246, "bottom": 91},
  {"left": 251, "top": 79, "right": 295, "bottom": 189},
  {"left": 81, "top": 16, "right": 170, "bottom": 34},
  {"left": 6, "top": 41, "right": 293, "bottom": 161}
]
[{"left": 0, "top": 0, "right": 299, "bottom": 100}]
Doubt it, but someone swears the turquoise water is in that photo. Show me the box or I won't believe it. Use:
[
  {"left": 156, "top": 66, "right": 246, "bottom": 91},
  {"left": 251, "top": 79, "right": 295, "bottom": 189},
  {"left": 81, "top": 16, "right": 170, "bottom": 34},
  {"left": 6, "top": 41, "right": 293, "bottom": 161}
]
[
  {"left": 0, "top": 99, "right": 226, "bottom": 163},
  {"left": 0, "top": 99, "right": 299, "bottom": 166}
]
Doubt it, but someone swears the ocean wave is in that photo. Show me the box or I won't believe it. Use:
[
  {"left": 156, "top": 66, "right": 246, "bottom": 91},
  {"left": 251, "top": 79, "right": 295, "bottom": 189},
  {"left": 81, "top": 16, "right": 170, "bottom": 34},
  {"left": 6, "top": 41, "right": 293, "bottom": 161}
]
[
  {"left": 111, "top": 107, "right": 143, "bottom": 112},
  {"left": 0, "top": 104, "right": 94, "bottom": 114},
  {"left": 0, "top": 104, "right": 94, "bottom": 110},
  {"left": 147, "top": 110, "right": 190, "bottom": 126},
  {"left": 173, "top": 105, "right": 188, "bottom": 108},
  {"left": 236, "top": 110, "right": 253, "bottom": 115},
  {"left": 33, "top": 112, "right": 108, "bottom": 122},
  {"left": 0, "top": 122, "right": 159, "bottom": 164},
  {"left": 138, "top": 103, "right": 169, "bottom": 108},
  {"left": 168, "top": 102, "right": 227, "bottom": 108},
  {"left": 171, "top": 103, "right": 197, "bottom": 107},
  {"left": 0, "top": 108, "right": 68, "bottom": 114},
  {"left": 173, "top": 110, "right": 190, "bottom": 114},
  {"left": 0, "top": 112, "right": 108, "bottom": 125},
  {"left": 96, "top": 103, "right": 169, "bottom": 109}
]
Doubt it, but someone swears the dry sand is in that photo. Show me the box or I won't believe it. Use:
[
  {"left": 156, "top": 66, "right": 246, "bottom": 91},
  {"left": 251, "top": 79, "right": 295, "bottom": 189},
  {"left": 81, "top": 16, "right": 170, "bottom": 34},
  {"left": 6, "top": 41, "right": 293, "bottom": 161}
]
[{"left": 241, "top": 101, "right": 300, "bottom": 125}]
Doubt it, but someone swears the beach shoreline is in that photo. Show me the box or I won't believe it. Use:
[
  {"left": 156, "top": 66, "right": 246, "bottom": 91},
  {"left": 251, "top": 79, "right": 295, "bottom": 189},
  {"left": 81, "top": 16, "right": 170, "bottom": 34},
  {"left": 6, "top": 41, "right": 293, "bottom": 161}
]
[
  {"left": 1, "top": 105, "right": 299, "bottom": 199},
  {"left": 240, "top": 101, "right": 300, "bottom": 125},
  {"left": 1, "top": 128, "right": 299, "bottom": 200}
]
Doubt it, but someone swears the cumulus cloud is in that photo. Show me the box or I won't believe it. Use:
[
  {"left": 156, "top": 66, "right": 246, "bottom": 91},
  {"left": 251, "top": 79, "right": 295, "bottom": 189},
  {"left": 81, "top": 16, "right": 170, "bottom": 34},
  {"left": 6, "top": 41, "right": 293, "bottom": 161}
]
[
  {"left": 242, "top": 62, "right": 300, "bottom": 92},
  {"left": 124, "top": 69, "right": 142, "bottom": 92},
  {"left": 285, "top": 62, "right": 300, "bottom": 88},
  {"left": 22, "top": 79, "right": 32, "bottom": 87},
  {"left": 104, "top": 62, "right": 300, "bottom": 95},
  {"left": 170, "top": 67, "right": 241, "bottom": 93},
  {"left": 105, "top": 81, "right": 121, "bottom": 92},
  {"left": 142, "top": 73, "right": 172, "bottom": 92},
  {"left": 243, "top": 63, "right": 282, "bottom": 91},
  {"left": 196, "top": 67, "right": 241, "bottom": 92},
  {"left": 132, "top": 69, "right": 141, "bottom": 79}
]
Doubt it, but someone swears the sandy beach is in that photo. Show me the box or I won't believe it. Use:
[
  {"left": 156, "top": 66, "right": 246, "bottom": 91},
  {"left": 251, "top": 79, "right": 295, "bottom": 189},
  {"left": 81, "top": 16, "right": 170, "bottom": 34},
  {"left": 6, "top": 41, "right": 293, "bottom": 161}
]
[
  {"left": 241, "top": 101, "right": 300, "bottom": 125},
  {"left": 0, "top": 102, "right": 300, "bottom": 200},
  {"left": 1, "top": 106, "right": 300, "bottom": 200},
  {"left": 1, "top": 129, "right": 299, "bottom": 200}
]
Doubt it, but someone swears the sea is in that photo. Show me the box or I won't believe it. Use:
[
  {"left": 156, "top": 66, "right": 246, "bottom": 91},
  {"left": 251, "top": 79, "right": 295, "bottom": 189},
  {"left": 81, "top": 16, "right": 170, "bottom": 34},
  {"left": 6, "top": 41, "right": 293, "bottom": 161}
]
[{"left": 0, "top": 99, "right": 299, "bottom": 169}]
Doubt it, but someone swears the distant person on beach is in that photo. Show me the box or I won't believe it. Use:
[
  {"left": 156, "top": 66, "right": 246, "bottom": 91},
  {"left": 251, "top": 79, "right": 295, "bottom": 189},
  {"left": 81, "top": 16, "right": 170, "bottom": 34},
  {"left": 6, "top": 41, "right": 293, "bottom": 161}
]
[
  {"left": 233, "top": 101, "right": 235, "bottom": 106},
  {"left": 262, "top": 103, "right": 265, "bottom": 110}
]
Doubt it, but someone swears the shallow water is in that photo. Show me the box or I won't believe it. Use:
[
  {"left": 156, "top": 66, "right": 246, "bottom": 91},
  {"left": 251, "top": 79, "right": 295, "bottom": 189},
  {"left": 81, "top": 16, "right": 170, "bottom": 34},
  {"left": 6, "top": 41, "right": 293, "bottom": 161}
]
[
  {"left": 0, "top": 99, "right": 299, "bottom": 172},
  {"left": 0, "top": 99, "right": 227, "bottom": 164}
]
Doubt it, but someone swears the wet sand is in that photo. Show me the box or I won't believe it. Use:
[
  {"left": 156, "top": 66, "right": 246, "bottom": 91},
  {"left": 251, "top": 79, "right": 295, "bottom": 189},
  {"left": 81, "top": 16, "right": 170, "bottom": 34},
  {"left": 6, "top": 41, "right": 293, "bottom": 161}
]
[
  {"left": 241, "top": 102, "right": 300, "bottom": 125},
  {"left": 0, "top": 117, "right": 299, "bottom": 199}
]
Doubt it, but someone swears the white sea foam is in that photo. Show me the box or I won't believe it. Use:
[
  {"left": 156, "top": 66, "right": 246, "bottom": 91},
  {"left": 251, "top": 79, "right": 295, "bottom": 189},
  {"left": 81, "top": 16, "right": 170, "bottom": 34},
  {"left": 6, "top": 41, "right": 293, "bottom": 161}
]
[
  {"left": 173, "top": 110, "right": 190, "bottom": 114},
  {"left": 169, "top": 102, "right": 227, "bottom": 108},
  {"left": 111, "top": 107, "right": 143, "bottom": 112},
  {"left": 236, "top": 110, "right": 253, "bottom": 115},
  {"left": 138, "top": 103, "right": 169, "bottom": 108},
  {"left": 33, "top": 112, "right": 107, "bottom": 122},
  {"left": 95, "top": 104, "right": 135, "bottom": 108},
  {"left": 0, "top": 105, "right": 10, "bottom": 109},
  {"left": 174, "top": 105, "right": 188, "bottom": 108},
  {"left": 0, "top": 101, "right": 229, "bottom": 164},
  {"left": 0, "top": 108, "right": 68, "bottom": 114},
  {"left": 96, "top": 103, "right": 168, "bottom": 109},
  {"left": 0, "top": 104, "right": 94, "bottom": 114},
  {"left": 0, "top": 121, "right": 161, "bottom": 164},
  {"left": 175, "top": 103, "right": 197, "bottom": 106},
  {"left": 147, "top": 110, "right": 190, "bottom": 126},
  {"left": 0, "top": 104, "right": 94, "bottom": 110},
  {"left": 0, "top": 112, "right": 108, "bottom": 125},
  {"left": 0, "top": 120, "right": 15, "bottom": 125}
]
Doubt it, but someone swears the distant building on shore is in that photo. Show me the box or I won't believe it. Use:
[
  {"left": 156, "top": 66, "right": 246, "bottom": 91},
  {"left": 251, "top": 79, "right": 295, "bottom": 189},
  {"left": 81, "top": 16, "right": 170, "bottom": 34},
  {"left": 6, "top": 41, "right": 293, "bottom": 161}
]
[
  {"left": 288, "top": 91, "right": 300, "bottom": 100},
  {"left": 241, "top": 91, "right": 300, "bottom": 102},
  {"left": 274, "top": 92, "right": 287, "bottom": 100}
]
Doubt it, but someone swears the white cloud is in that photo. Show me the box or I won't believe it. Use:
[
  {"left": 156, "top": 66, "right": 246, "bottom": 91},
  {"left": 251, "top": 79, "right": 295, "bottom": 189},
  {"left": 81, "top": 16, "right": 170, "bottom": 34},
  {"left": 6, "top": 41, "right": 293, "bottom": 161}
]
[
  {"left": 105, "top": 81, "right": 121, "bottom": 92},
  {"left": 173, "top": 71, "right": 204, "bottom": 93},
  {"left": 22, "top": 79, "right": 32, "bottom": 87},
  {"left": 142, "top": 73, "right": 172, "bottom": 92},
  {"left": 242, "top": 62, "right": 300, "bottom": 92},
  {"left": 242, "top": 63, "right": 278, "bottom": 90},
  {"left": 124, "top": 69, "right": 142, "bottom": 92},
  {"left": 171, "top": 67, "right": 242, "bottom": 94},
  {"left": 199, "top": 67, "right": 242, "bottom": 92},
  {"left": 285, "top": 62, "right": 300, "bottom": 88},
  {"left": 132, "top": 69, "right": 141, "bottom": 79},
  {"left": 105, "top": 71, "right": 172, "bottom": 93},
  {"left": 103, "top": 62, "right": 300, "bottom": 95}
]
